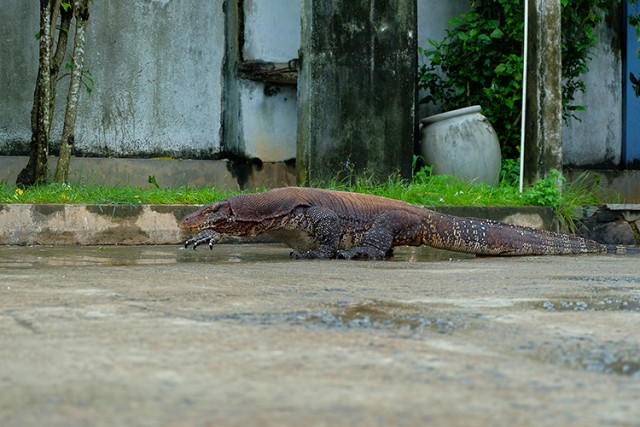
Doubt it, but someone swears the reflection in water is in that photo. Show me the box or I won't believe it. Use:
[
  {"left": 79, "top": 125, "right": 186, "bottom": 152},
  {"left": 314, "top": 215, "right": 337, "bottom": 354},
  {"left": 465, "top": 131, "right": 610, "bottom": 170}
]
[{"left": 0, "top": 244, "right": 472, "bottom": 268}]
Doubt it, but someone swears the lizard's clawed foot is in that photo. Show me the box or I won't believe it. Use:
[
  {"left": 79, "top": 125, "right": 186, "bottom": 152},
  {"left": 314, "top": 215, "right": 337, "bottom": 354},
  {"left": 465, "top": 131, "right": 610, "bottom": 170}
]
[
  {"left": 335, "top": 250, "right": 354, "bottom": 260},
  {"left": 183, "top": 230, "right": 222, "bottom": 250}
]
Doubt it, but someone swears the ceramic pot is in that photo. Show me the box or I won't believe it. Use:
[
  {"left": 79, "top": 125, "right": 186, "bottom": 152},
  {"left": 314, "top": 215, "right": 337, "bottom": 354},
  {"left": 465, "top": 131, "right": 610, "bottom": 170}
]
[{"left": 419, "top": 105, "right": 501, "bottom": 185}]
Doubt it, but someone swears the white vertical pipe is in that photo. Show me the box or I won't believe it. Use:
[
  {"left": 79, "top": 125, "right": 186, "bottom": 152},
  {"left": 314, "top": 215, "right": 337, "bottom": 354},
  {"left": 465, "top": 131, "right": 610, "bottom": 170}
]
[{"left": 519, "top": 0, "right": 529, "bottom": 193}]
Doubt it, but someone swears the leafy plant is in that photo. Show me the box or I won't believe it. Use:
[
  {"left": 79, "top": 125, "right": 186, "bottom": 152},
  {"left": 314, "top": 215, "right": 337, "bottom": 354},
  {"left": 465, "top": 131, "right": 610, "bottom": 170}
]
[
  {"left": 148, "top": 175, "right": 160, "bottom": 189},
  {"left": 499, "top": 158, "right": 521, "bottom": 188},
  {"left": 418, "top": 0, "right": 525, "bottom": 159},
  {"left": 418, "top": 0, "right": 616, "bottom": 159},
  {"left": 523, "top": 169, "right": 564, "bottom": 209},
  {"left": 560, "top": 0, "right": 613, "bottom": 119}
]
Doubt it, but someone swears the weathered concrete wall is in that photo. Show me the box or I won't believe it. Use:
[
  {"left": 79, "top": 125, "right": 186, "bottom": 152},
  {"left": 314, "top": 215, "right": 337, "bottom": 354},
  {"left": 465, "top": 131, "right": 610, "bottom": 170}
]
[
  {"left": 0, "top": 156, "right": 296, "bottom": 190},
  {"left": 0, "top": 0, "right": 300, "bottom": 162},
  {"left": 562, "top": 11, "right": 623, "bottom": 168},
  {"left": 0, "top": 204, "right": 192, "bottom": 246},
  {"left": 0, "top": 0, "right": 226, "bottom": 158},
  {"left": 297, "top": 0, "right": 416, "bottom": 183},
  {"left": 230, "top": 0, "right": 300, "bottom": 161},
  {"left": 565, "top": 168, "right": 640, "bottom": 203},
  {"left": 0, "top": 0, "right": 454, "bottom": 177},
  {"left": 416, "top": 0, "right": 469, "bottom": 119},
  {"left": 236, "top": 80, "right": 298, "bottom": 161},
  {"left": 0, "top": 1, "right": 631, "bottom": 174},
  {"left": 243, "top": 0, "right": 301, "bottom": 62},
  {"left": 0, "top": 3, "right": 46, "bottom": 151},
  {"left": 417, "top": 0, "right": 468, "bottom": 51}
]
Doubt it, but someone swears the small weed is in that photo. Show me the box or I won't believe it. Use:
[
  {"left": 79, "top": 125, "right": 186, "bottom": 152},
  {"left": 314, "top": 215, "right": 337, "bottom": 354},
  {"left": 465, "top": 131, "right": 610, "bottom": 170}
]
[{"left": 523, "top": 170, "right": 564, "bottom": 209}]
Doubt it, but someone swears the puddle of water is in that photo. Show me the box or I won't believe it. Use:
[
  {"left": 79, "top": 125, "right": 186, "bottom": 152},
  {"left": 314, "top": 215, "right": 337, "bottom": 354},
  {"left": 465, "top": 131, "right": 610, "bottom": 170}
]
[
  {"left": 305, "top": 303, "right": 468, "bottom": 334},
  {"left": 0, "top": 244, "right": 472, "bottom": 268},
  {"left": 187, "top": 301, "right": 474, "bottom": 337},
  {"left": 0, "top": 245, "right": 296, "bottom": 267},
  {"left": 390, "top": 246, "right": 474, "bottom": 263}
]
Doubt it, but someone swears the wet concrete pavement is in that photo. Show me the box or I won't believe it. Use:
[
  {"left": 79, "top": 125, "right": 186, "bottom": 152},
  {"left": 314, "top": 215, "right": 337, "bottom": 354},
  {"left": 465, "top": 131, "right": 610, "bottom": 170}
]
[{"left": 1, "top": 244, "right": 639, "bottom": 426}]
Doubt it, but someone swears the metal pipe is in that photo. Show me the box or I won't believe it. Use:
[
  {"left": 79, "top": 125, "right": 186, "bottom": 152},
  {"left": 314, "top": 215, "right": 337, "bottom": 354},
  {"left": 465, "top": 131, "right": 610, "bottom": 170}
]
[{"left": 519, "top": 0, "right": 529, "bottom": 193}]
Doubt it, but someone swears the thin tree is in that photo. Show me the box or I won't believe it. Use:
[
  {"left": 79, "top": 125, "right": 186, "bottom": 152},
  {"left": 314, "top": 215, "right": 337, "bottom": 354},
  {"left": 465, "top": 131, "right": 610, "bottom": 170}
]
[
  {"left": 55, "top": 0, "right": 90, "bottom": 183},
  {"left": 17, "top": 1, "right": 89, "bottom": 186}
]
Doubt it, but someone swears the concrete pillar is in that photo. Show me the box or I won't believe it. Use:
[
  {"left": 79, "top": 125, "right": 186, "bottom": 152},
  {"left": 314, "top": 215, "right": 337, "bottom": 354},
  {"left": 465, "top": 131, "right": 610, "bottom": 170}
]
[
  {"left": 524, "top": 0, "right": 563, "bottom": 184},
  {"left": 297, "top": 0, "right": 417, "bottom": 185},
  {"left": 222, "top": 0, "right": 241, "bottom": 155}
]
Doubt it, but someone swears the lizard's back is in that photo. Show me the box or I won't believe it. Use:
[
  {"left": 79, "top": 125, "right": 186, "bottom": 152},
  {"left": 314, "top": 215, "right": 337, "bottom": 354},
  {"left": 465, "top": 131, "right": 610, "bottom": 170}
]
[{"left": 228, "top": 187, "right": 425, "bottom": 222}]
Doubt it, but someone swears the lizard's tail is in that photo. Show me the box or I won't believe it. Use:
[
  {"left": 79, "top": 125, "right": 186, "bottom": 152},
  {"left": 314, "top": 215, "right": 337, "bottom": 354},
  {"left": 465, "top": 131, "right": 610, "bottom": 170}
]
[{"left": 421, "top": 212, "right": 606, "bottom": 256}]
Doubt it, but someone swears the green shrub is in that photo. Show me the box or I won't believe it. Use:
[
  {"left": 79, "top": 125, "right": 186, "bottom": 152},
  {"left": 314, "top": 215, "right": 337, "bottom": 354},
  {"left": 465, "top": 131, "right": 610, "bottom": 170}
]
[{"left": 418, "top": 0, "right": 615, "bottom": 159}]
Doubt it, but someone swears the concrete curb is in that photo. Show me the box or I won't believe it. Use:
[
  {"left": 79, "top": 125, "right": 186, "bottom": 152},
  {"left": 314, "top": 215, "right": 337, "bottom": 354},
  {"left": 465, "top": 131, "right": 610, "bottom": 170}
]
[
  {"left": 0, "top": 204, "right": 559, "bottom": 246},
  {"left": 0, "top": 204, "right": 195, "bottom": 246}
]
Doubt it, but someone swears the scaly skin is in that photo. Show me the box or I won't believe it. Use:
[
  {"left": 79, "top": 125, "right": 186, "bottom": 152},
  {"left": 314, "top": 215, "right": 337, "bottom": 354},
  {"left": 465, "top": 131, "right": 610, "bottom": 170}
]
[{"left": 180, "top": 187, "right": 632, "bottom": 259}]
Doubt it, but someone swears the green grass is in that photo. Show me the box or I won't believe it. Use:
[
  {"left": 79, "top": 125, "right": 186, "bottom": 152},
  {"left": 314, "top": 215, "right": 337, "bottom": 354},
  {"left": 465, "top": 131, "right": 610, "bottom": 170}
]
[
  {"left": 1, "top": 183, "right": 238, "bottom": 205},
  {"left": 317, "top": 169, "right": 524, "bottom": 207},
  {"left": 0, "top": 166, "right": 608, "bottom": 217}
]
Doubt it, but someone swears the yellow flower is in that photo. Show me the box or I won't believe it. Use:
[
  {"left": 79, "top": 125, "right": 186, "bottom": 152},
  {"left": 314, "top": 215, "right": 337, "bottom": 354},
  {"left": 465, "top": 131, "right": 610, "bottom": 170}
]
[{"left": 61, "top": 193, "right": 69, "bottom": 202}]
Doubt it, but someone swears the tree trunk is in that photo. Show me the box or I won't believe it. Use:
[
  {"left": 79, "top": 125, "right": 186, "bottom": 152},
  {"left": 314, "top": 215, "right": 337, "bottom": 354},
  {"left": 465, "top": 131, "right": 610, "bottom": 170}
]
[
  {"left": 55, "top": 0, "right": 90, "bottom": 183},
  {"left": 17, "top": 0, "right": 54, "bottom": 187},
  {"left": 49, "top": 1, "right": 73, "bottom": 135},
  {"left": 17, "top": 1, "right": 72, "bottom": 187}
]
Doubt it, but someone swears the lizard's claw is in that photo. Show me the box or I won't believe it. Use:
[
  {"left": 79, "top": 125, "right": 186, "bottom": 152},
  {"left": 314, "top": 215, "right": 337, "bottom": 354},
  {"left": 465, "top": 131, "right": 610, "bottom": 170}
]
[{"left": 183, "top": 230, "right": 222, "bottom": 251}]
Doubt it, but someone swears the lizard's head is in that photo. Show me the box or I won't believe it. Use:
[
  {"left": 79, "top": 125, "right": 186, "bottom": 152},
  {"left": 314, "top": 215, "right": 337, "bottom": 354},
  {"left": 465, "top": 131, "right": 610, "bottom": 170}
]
[{"left": 180, "top": 201, "right": 233, "bottom": 232}]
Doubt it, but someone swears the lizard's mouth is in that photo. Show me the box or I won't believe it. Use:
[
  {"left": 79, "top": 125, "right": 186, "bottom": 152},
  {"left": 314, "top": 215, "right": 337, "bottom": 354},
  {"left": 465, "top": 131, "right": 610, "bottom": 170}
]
[
  {"left": 180, "top": 219, "right": 215, "bottom": 232},
  {"left": 179, "top": 201, "right": 233, "bottom": 232},
  {"left": 180, "top": 212, "right": 230, "bottom": 232},
  {"left": 179, "top": 215, "right": 200, "bottom": 231}
]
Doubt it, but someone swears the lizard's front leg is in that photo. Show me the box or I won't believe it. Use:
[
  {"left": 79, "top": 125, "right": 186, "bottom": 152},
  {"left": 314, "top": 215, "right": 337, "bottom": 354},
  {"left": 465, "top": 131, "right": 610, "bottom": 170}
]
[
  {"left": 184, "top": 230, "right": 222, "bottom": 250},
  {"left": 289, "top": 207, "right": 340, "bottom": 259}
]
